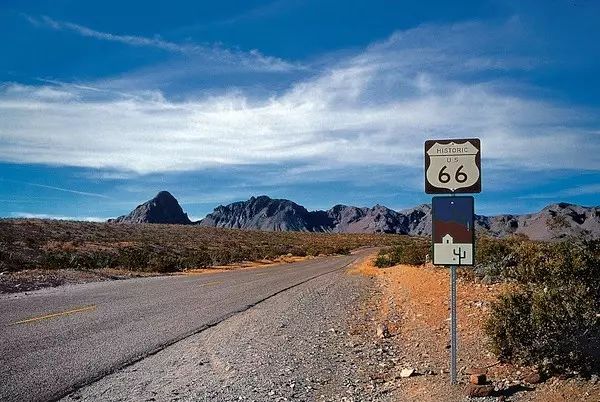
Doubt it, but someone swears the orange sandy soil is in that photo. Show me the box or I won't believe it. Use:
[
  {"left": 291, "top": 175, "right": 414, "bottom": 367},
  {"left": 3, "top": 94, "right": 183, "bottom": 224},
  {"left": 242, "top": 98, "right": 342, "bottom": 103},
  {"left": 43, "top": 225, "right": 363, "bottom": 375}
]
[{"left": 349, "top": 255, "right": 600, "bottom": 401}]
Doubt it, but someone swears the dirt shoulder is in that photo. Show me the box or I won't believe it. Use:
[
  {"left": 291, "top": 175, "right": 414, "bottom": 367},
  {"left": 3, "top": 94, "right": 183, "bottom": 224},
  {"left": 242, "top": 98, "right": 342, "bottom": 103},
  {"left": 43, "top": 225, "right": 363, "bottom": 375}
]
[{"left": 350, "top": 256, "right": 600, "bottom": 401}]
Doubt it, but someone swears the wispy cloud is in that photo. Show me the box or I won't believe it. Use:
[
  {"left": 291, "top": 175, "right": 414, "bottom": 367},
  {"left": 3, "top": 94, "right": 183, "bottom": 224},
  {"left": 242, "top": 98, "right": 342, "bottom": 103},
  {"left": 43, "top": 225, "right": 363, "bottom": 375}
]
[
  {"left": 2, "top": 20, "right": 599, "bottom": 175},
  {"left": 24, "top": 15, "right": 301, "bottom": 73},
  {"left": 26, "top": 15, "right": 192, "bottom": 53},
  {"left": 10, "top": 212, "right": 106, "bottom": 222},
  {"left": 177, "top": 0, "right": 299, "bottom": 32},
  {"left": 1, "top": 179, "right": 111, "bottom": 199}
]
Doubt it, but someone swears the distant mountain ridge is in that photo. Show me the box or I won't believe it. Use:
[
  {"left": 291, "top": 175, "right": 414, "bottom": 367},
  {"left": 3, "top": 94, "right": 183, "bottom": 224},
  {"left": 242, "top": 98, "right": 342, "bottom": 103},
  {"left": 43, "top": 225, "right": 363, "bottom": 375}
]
[
  {"left": 110, "top": 192, "right": 600, "bottom": 240},
  {"left": 199, "top": 195, "right": 330, "bottom": 232},
  {"left": 108, "top": 191, "right": 191, "bottom": 224}
]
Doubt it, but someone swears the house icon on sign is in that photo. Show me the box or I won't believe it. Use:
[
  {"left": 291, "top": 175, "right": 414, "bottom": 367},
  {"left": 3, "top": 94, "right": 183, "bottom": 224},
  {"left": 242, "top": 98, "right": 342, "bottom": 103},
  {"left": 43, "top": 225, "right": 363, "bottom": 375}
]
[{"left": 443, "top": 234, "right": 454, "bottom": 244}]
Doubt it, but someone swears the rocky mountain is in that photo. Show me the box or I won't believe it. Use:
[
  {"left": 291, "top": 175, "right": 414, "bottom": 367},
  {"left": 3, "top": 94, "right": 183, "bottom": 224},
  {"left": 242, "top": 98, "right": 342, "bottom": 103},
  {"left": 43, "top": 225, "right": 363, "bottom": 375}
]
[
  {"left": 324, "top": 204, "right": 408, "bottom": 234},
  {"left": 475, "top": 202, "right": 600, "bottom": 240},
  {"left": 110, "top": 192, "right": 599, "bottom": 240},
  {"left": 198, "top": 197, "right": 599, "bottom": 240},
  {"left": 399, "top": 204, "right": 432, "bottom": 236},
  {"left": 198, "top": 195, "right": 330, "bottom": 232},
  {"left": 108, "top": 191, "right": 192, "bottom": 224},
  {"left": 196, "top": 198, "right": 414, "bottom": 234}
]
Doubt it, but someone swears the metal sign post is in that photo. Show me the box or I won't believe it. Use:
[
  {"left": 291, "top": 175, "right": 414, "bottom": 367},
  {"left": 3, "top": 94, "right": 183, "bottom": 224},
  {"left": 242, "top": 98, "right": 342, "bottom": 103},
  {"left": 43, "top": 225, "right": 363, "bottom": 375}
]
[
  {"left": 425, "top": 139, "right": 481, "bottom": 386},
  {"left": 450, "top": 264, "right": 457, "bottom": 384}
]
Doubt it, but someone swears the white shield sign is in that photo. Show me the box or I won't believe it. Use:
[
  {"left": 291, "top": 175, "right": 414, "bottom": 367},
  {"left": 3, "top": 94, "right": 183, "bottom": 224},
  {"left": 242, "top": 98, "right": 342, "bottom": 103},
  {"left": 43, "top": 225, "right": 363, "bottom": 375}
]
[{"left": 425, "top": 139, "right": 481, "bottom": 193}]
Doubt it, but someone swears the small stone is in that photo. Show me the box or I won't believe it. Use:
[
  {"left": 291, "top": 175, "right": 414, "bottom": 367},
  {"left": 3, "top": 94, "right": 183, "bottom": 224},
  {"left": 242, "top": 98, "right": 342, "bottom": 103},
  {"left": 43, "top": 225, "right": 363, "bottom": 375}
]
[
  {"left": 400, "top": 368, "right": 415, "bottom": 378},
  {"left": 465, "top": 367, "right": 487, "bottom": 375},
  {"left": 376, "top": 323, "right": 390, "bottom": 339},
  {"left": 524, "top": 372, "right": 543, "bottom": 384},
  {"left": 465, "top": 384, "right": 495, "bottom": 398},
  {"left": 470, "top": 373, "right": 487, "bottom": 385}
]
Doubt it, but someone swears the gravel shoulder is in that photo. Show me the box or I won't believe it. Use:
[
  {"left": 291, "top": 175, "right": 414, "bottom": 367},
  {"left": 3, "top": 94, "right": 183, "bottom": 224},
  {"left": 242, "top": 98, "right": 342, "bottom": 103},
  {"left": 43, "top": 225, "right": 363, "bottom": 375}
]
[
  {"left": 358, "top": 257, "right": 600, "bottom": 402},
  {"left": 62, "top": 253, "right": 397, "bottom": 402}
]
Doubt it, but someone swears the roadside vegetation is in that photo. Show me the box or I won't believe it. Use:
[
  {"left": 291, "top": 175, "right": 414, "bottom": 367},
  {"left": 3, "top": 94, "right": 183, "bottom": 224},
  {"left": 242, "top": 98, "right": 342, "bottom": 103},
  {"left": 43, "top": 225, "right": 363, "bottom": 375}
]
[
  {"left": 375, "top": 234, "right": 600, "bottom": 376},
  {"left": 373, "top": 237, "right": 430, "bottom": 267},
  {"left": 484, "top": 238, "right": 600, "bottom": 376},
  {"left": 0, "top": 219, "right": 408, "bottom": 273}
]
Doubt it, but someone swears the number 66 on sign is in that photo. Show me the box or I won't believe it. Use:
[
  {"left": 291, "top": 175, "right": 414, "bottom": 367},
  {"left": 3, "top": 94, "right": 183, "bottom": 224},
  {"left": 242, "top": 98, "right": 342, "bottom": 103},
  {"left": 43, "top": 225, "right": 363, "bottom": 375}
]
[{"left": 425, "top": 138, "right": 481, "bottom": 194}]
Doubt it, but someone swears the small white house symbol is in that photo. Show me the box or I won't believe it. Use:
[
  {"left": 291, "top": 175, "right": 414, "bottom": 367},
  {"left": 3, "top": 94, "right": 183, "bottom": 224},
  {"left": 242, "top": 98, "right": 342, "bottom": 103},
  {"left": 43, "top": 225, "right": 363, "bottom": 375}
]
[{"left": 443, "top": 234, "right": 454, "bottom": 244}]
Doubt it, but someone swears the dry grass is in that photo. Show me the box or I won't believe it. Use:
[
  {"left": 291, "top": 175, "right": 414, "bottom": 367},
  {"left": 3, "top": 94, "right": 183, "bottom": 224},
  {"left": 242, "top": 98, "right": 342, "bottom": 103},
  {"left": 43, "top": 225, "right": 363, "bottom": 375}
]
[
  {"left": 0, "top": 219, "right": 412, "bottom": 273},
  {"left": 347, "top": 253, "right": 380, "bottom": 277}
]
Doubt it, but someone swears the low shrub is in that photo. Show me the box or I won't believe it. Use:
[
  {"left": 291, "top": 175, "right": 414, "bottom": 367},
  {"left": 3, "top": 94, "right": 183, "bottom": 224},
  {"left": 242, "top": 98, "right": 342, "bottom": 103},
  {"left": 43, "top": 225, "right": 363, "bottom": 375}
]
[
  {"left": 473, "top": 235, "right": 527, "bottom": 278},
  {"left": 374, "top": 239, "right": 429, "bottom": 267},
  {"left": 485, "top": 239, "right": 600, "bottom": 374}
]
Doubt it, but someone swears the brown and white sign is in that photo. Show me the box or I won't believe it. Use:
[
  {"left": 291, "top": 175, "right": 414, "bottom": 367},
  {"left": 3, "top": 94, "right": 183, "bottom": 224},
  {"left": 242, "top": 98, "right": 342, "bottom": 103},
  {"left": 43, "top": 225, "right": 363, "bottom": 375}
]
[{"left": 425, "top": 138, "right": 481, "bottom": 194}]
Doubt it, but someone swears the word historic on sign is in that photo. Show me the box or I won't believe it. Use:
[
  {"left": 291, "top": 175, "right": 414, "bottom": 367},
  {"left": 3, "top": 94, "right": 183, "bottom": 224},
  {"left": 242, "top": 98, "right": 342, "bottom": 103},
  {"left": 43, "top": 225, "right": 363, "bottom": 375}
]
[{"left": 425, "top": 138, "right": 481, "bottom": 194}]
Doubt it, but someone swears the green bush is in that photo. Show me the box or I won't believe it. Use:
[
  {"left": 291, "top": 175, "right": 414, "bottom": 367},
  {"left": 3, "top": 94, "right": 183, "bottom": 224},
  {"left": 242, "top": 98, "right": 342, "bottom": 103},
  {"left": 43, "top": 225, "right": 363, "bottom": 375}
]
[
  {"left": 43, "top": 250, "right": 118, "bottom": 270},
  {"left": 476, "top": 236, "right": 514, "bottom": 266},
  {"left": 374, "top": 239, "right": 429, "bottom": 267},
  {"left": 473, "top": 235, "right": 527, "bottom": 277},
  {"left": 485, "top": 240, "right": 600, "bottom": 374}
]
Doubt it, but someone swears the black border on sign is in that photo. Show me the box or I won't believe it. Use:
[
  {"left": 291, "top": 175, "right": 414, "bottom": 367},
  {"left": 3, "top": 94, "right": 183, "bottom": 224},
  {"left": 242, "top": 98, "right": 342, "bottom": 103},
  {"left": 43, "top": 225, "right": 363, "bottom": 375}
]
[
  {"left": 431, "top": 196, "right": 475, "bottom": 266},
  {"left": 424, "top": 138, "right": 481, "bottom": 194}
]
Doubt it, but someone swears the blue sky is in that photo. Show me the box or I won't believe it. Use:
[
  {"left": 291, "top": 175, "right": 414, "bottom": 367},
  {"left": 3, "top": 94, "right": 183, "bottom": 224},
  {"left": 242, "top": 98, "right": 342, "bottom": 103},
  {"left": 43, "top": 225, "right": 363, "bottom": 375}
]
[{"left": 0, "top": 0, "right": 599, "bottom": 221}]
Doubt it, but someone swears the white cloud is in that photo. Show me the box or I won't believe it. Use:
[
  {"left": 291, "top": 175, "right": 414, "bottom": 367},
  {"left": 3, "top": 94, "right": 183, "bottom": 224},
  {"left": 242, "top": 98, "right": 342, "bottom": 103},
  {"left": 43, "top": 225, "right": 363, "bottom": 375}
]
[
  {"left": 30, "top": 15, "right": 191, "bottom": 53},
  {"left": 11, "top": 212, "right": 106, "bottom": 222},
  {"left": 1, "top": 179, "right": 111, "bottom": 199},
  {"left": 1, "top": 20, "right": 599, "bottom": 174},
  {"left": 25, "top": 15, "right": 300, "bottom": 73}
]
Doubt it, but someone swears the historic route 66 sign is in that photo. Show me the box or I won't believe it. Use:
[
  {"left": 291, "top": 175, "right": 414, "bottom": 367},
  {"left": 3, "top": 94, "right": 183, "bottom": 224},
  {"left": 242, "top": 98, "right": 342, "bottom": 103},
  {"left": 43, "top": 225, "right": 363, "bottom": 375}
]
[{"left": 425, "top": 138, "right": 481, "bottom": 194}]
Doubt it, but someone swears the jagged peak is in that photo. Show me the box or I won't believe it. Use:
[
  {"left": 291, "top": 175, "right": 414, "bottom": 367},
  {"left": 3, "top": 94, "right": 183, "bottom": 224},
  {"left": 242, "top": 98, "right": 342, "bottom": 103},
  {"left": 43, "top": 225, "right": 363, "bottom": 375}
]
[
  {"left": 154, "top": 190, "right": 177, "bottom": 201},
  {"left": 109, "top": 190, "right": 191, "bottom": 225}
]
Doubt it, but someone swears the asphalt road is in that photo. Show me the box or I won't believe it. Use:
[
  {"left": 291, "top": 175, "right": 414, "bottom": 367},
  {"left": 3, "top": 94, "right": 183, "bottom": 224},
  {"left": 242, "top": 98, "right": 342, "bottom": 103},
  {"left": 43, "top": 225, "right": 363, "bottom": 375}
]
[{"left": 0, "top": 252, "right": 365, "bottom": 402}]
